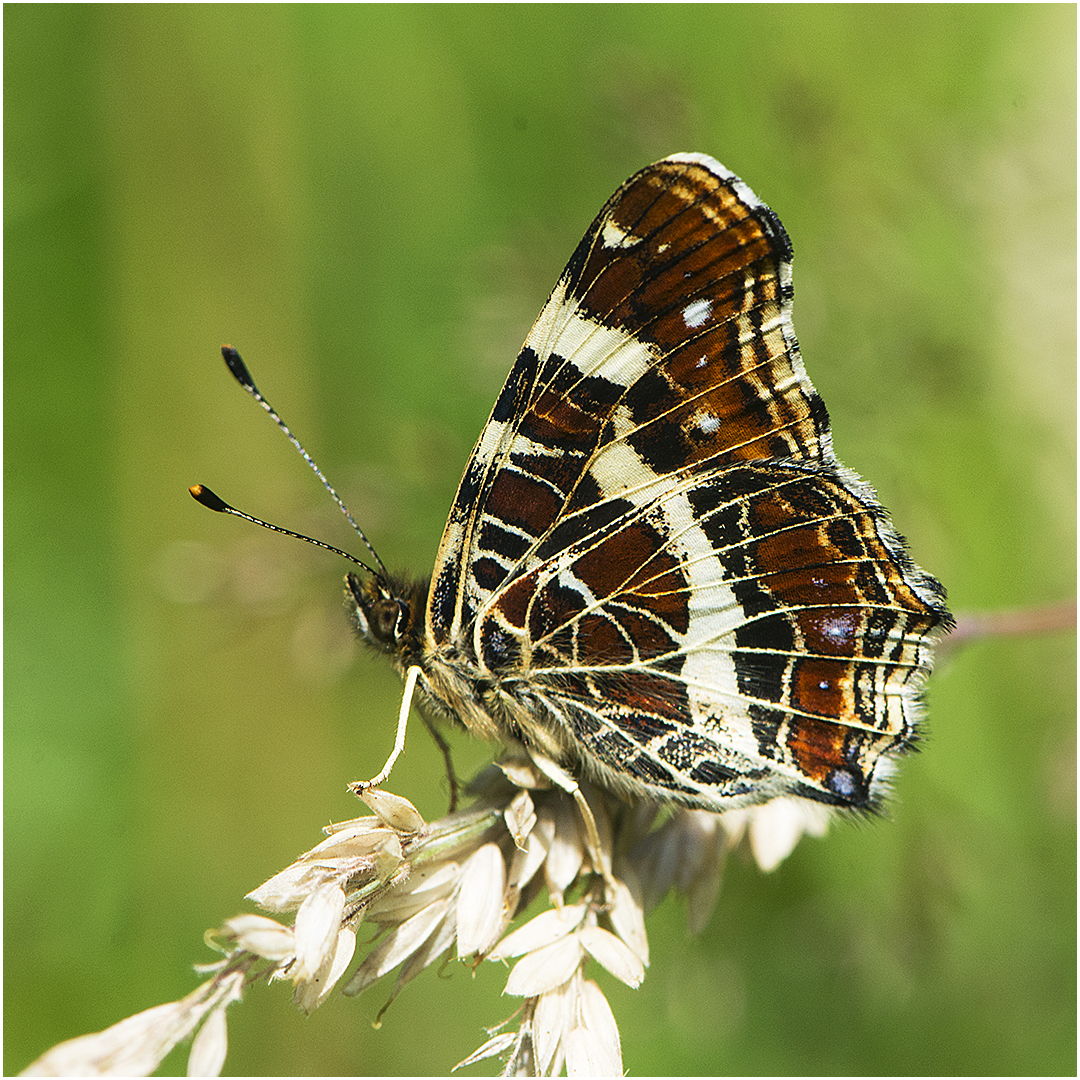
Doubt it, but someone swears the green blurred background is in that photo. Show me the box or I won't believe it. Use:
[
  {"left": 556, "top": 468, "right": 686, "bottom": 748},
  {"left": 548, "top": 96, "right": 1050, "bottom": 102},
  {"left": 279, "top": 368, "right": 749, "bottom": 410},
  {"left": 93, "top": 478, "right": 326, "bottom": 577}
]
[{"left": 6, "top": 6, "right": 1075, "bottom": 1075}]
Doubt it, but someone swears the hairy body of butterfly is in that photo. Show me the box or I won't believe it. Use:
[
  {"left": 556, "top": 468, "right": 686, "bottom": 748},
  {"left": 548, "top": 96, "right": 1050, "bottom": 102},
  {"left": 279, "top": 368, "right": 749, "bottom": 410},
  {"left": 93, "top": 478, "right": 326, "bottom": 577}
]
[{"left": 349, "top": 154, "right": 950, "bottom": 815}]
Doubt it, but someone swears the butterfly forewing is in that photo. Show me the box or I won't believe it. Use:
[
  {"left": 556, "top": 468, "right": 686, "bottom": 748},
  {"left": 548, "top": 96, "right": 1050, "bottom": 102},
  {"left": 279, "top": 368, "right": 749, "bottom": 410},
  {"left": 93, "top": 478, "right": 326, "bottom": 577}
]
[{"left": 422, "top": 154, "right": 948, "bottom": 812}]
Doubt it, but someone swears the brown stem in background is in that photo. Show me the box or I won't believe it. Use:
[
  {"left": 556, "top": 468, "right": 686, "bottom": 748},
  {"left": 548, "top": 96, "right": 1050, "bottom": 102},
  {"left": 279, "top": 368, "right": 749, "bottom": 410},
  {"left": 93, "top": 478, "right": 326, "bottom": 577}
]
[{"left": 938, "top": 600, "right": 1076, "bottom": 660}]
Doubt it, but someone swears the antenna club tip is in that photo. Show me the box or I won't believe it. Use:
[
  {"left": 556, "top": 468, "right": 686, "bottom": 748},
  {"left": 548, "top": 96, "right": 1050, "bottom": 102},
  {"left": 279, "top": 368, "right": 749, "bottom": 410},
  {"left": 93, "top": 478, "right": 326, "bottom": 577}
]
[
  {"left": 189, "top": 484, "right": 230, "bottom": 512},
  {"left": 220, "top": 345, "right": 256, "bottom": 390}
]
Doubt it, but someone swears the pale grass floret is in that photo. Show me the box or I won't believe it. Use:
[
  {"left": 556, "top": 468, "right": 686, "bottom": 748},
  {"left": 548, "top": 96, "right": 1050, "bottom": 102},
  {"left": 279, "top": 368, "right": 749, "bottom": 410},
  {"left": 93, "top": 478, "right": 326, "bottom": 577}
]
[{"left": 22, "top": 753, "right": 827, "bottom": 1077}]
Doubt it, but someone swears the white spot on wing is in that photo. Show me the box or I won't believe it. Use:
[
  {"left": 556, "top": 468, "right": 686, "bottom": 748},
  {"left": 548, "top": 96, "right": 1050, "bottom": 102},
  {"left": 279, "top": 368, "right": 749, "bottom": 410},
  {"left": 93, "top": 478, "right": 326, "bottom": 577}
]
[
  {"left": 695, "top": 411, "right": 720, "bottom": 435},
  {"left": 682, "top": 298, "right": 712, "bottom": 328},
  {"left": 601, "top": 219, "right": 641, "bottom": 249}
]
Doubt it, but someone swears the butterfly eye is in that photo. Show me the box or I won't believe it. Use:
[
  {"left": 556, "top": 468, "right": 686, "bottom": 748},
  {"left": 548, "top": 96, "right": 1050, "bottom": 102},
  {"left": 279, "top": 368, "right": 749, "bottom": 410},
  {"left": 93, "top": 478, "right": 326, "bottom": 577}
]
[
  {"left": 345, "top": 572, "right": 407, "bottom": 652},
  {"left": 369, "top": 597, "right": 407, "bottom": 649}
]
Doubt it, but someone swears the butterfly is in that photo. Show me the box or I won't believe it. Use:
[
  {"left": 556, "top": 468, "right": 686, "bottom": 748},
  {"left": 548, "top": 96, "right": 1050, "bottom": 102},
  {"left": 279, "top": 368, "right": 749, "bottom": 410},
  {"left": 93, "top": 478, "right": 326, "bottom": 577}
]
[
  {"left": 342, "top": 153, "right": 951, "bottom": 815},
  {"left": 196, "top": 153, "right": 950, "bottom": 815}
]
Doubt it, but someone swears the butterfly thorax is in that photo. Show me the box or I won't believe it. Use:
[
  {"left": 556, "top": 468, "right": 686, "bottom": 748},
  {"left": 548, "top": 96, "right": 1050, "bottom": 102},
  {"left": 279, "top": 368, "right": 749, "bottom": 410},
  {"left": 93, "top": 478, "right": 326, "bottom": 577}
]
[{"left": 347, "top": 569, "right": 580, "bottom": 764}]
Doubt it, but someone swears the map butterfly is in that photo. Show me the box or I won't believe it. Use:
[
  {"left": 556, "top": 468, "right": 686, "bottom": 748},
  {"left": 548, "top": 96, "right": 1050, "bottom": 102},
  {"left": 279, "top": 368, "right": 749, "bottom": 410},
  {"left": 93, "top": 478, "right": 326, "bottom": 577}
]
[
  {"left": 202, "top": 153, "right": 950, "bottom": 815},
  {"left": 345, "top": 153, "right": 951, "bottom": 814}
]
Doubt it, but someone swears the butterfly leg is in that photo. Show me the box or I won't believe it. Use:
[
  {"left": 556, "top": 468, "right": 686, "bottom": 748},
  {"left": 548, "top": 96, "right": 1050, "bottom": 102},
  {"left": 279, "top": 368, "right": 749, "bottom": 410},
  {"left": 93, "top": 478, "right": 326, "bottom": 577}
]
[
  {"left": 526, "top": 749, "right": 618, "bottom": 896},
  {"left": 352, "top": 664, "right": 421, "bottom": 793},
  {"left": 417, "top": 709, "right": 460, "bottom": 812}
]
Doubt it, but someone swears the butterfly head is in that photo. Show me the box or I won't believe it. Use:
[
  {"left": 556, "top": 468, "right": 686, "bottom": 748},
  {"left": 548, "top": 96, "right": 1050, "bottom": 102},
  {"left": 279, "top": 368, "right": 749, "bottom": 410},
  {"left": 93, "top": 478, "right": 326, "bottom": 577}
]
[{"left": 347, "top": 571, "right": 427, "bottom": 662}]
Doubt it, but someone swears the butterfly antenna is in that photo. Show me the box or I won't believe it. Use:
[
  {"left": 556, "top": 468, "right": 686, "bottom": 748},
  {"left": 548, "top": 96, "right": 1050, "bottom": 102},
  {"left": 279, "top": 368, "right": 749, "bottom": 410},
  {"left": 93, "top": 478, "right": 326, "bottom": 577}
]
[
  {"left": 218, "top": 345, "right": 389, "bottom": 579},
  {"left": 189, "top": 484, "right": 377, "bottom": 575}
]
